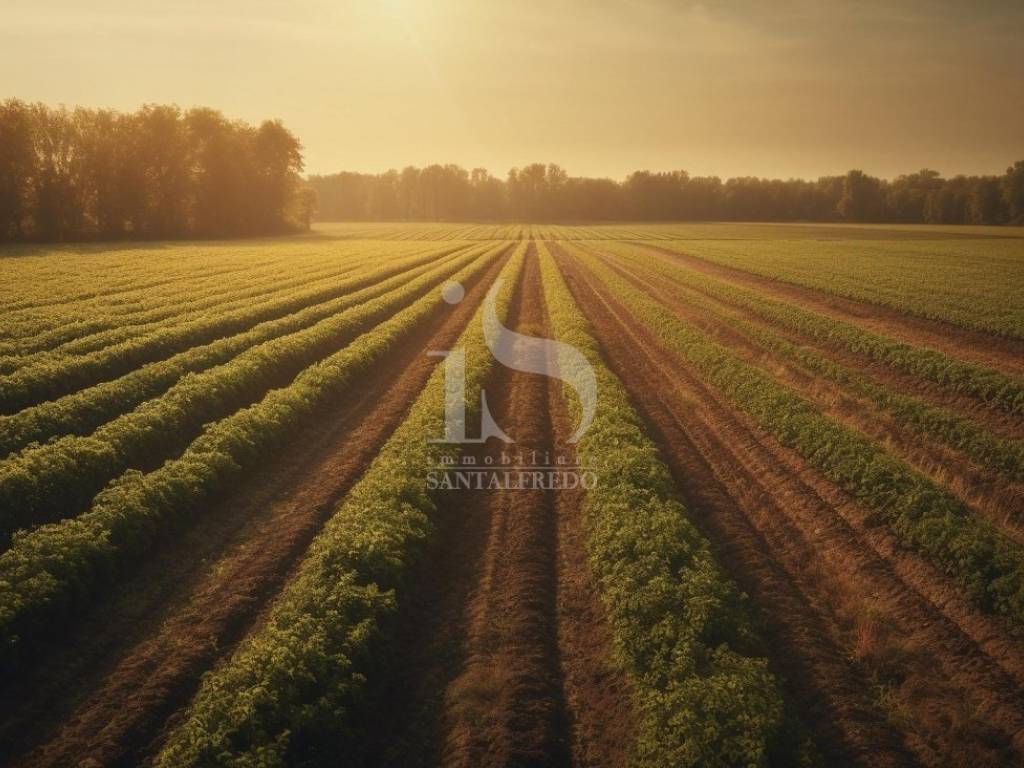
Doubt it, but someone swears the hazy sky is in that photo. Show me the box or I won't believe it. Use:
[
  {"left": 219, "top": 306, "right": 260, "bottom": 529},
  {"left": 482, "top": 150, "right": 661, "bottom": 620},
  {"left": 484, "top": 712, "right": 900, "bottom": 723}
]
[{"left": 2, "top": 0, "right": 1022, "bottom": 180}]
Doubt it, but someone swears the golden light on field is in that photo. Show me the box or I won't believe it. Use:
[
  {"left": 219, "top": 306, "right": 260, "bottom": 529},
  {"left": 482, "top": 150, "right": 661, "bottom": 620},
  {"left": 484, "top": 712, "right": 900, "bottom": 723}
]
[{"left": 1, "top": 1, "right": 1023, "bottom": 177}]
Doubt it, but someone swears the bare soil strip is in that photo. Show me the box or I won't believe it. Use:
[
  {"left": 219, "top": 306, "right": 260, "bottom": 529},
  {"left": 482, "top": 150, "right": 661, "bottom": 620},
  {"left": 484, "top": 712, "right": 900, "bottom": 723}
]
[
  {"left": 641, "top": 243, "right": 1024, "bottom": 379},
  {"left": 603, "top": 244, "right": 1024, "bottom": 442},
  {"left": 556, "top": 245, "right": 1024, "bottom": 767},
  {"left": 0, "top": 252, "right": 509, "bottom": 768},
  {"left": 549, "top": 390, "right": 637, "bottom": 768},
  {"left": 360, "top": 250, "right": 632, "bottom": 768},
  {"left": 589, "top": 248, "right": 1024, "bottom": 544}
]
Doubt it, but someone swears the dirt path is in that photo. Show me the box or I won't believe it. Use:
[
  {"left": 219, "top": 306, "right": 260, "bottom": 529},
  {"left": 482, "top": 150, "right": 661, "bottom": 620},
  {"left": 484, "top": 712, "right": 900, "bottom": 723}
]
[
  {"left": 360, "top": 249, "right": 634, "bottom": 768},
  {"left": 555, "top": 244, "right": 1024, "bottom": 768},
  {"left": 587, "top": 247, "right": 1024, "bottom": 544},
  {"left": 639, "top": 243, "right": 1024, "bottom": 380},
  {"left": 0, "top": 250, "right": 509, "bottom": 768}
]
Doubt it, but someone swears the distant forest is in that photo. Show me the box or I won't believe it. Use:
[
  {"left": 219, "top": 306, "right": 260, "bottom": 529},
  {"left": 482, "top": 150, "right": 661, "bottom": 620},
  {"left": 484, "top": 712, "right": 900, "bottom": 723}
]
[
  {"left": 3, "top": 100, "right": 1023, "bottom": 243},
  {"left": 310, "top": 161, "right": 1024, "bottom": 225},
  {"left": 0, "top": 101, "right": 314, "bottom": 242}
]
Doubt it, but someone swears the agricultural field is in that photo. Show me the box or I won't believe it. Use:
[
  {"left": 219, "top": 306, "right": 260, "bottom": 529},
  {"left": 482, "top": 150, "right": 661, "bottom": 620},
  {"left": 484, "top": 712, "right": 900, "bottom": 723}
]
[{"left": 0, "top": 222, "right": 1023, "bottom": 768}]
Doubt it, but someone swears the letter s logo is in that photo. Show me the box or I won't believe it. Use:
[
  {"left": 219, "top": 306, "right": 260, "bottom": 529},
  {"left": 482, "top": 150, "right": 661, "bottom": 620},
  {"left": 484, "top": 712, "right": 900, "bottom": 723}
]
[{"left": 482, "top": 278, "right": 597, "bottom": 443}]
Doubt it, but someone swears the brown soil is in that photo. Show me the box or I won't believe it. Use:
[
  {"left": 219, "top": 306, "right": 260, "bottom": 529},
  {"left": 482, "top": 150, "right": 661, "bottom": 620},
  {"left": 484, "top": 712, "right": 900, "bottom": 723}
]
[
  {"left": 586, "top": 247, "right": 1024, "bottom": 544},
  {"left": 0, "top": 249, "right": 509, "bottom": 768},
  {"left": 549, "top": 391, "right": 636, "bottom": 768},
  {"left": 554, "top": 243, "right": 1024, "bottom": 768},
  {"left": 359, "top": 248, "right": 634, "bottom": 768},
  {"left": 640, "top": 243, "right": 1024, "bottom": 380},
  {"left": 594, "top": 243, "right": 1024, "bottom": 442}
]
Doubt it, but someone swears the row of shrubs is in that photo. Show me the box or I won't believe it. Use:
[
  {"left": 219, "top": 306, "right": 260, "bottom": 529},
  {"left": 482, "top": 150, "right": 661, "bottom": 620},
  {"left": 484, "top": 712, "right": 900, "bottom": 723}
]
[
  {"left": 152, "top": 243, "right": 527, "bottom": 766},
  {"left": 538, "top": 242, "right": 794, "bottom": 767},
  {"left": 0, "top": 245, "right": 480, "bottom": 458},
  {"left": 578, "top": 247, "right": 1024, "bottom": 625},
  {"left": 605, "top": 245, "right": 1024, "bottom": 482},
  {"left": 601, "top": 242, "right": 1024, "bottom": 416},
  {"left": 2, "top": 252, "right": 367, "bottom": 363},
  {"left": 0, "top": 244, "right": 475, "bottom": 412},
  {"left": 0, "top": 246, "right": 490, "bottom": 541},
  {"left": 0, "top": 245, "right": 507, "bottom": 669}
]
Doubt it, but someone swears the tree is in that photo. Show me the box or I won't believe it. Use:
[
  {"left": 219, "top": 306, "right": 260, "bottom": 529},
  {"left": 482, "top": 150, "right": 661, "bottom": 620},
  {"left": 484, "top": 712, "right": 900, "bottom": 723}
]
[
  {"left": 252, "top": 120, "right": 304, "bottom": 230},
  {"left": 1003, "top": 160, "right": 1024, "bottom": 223},
  {"left": 837, "top": 170, "right": 886, "bottom": 221},
  {"left": 0, "top": 100, "right": 35, "bottom": 239},
  {"left": 967, "top": 177, "right": 1004, "bottom": 224}
]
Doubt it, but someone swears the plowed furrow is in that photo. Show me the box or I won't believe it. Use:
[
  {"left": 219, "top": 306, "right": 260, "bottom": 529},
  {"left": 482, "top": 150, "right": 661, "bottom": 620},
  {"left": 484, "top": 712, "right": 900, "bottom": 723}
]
[
  {"left": 590, "top": 248, "right": 1024, "bottom": 544},
  {"left": 556, "top": 248, "right": 914, "bottom": 767},
  {"left": 642, "top": 243, "right": 1024, "bottom": 378},
  {"left": 632, "top": 244, "right": 1024, "bottom": 441},
  {"left": 0, "top": 253, "right": 509, "bottom": 768},
  {"left": 361, "top": 250, "right": 631, "bottom": 768},
  {"left": 440, "top": 250, "right": 571, "bottom": 767},
  {"left": 559, "top": 245, "right": 1024, "bottom": 766}
]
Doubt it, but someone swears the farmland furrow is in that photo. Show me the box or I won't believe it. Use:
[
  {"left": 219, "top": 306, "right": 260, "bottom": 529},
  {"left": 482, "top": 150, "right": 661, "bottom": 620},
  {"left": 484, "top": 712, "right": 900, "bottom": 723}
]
[
  {"left": 0, "top": 247, "right": 506, "bottom": 667},
  {"left": 0, "top": 254, "right": 289, "bottom": 314},
  {"left": 0, "top": 244, "right": 475, "bottom": 413},
  {"left": 595, "top": 242, "right": 1024, "bottom": 451},
  {"left": 149, "top": 244, "right": 528, "bottom": 767},
  {"left": 0, "top": 248, "right": 511, "bottom": 768},
  {"left": 555, "top": 243, "right": 911, "bottom": 767},
  {"left": 358, "top": 247, "right": 636, "bottom": 768},
  {"left": 588, "top": 246, "right": 1024, "bottom": 543},
  {"left": 431, "top": 249, "right": 572, "bottom": 767},
  {"left": 2, "top": 241, "right": 449, "bottom": 347},
  {"left": 0, "top": 246, "right": 486, "bottom": 539},
  {"left": 0, "top": 247, "right": 484, "bottom": 459},
  {"left": 558, "top": 244, "right": 1024, "bottom": 766},
  {"left": 607, "top": 243, "right": 1024, "bottom": 424},
  {"left": 645, "top": 243, "right": 1024, "bottom": 377},
  {"left": 0, "top": 254, "right": 377, "bottom": 363},
  {"left": 539, "top": 241, "right": 790, "bottom": 767},
  {"left": 0, "top": 253, "right": 342, "bottom": 344}
]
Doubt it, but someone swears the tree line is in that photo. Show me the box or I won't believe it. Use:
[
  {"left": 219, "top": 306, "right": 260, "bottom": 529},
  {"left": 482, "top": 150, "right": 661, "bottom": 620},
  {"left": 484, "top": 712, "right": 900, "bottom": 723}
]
[
  {"left": 309, "top": 161, "right": 1024, "bottom": 224},
  {"left": 0, "top": 101, "right": 314, "bottom": 242}
]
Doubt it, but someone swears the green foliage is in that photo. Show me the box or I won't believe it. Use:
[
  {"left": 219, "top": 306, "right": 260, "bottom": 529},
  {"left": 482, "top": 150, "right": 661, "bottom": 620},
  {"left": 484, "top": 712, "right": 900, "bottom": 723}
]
[
  {"left": 0, "top": 247, "right": 488, "bottom": 540},
  {"left": 650, "top": 237, "right": 1024, "bottom": 339},
  {"left": 607, "top": 245, "right": 1024, "bottom": 481},
  {"left": 610, "top": 242, "right": 1024, "bottom": 413},
  {"left": 0, "top": 244, "right": 475, "bottom": 413},
  {"left": 0, "top": 247, "right": 505, "bottom": 669},
  {"left": 152, "top": 243, "right": 527, "bottom": 767},
  {"left": 0, "top": 100, "right": 309, "bottom": 242},
  {"left": 578, "top": 249, "right": 1024, "bottom": 625},
  {"left": 0, "top": 243, "right": 469, "bottom": 456},
  {"left": 538, "top": 243, "right": 786, "bottom": 767}
]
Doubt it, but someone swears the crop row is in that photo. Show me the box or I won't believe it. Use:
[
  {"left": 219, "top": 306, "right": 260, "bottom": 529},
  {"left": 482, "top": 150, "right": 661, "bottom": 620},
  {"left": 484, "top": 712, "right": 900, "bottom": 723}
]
[
  {"left": 0, "top": 244, "right": 508, "bottom": 669},
  {"left": 537, "top": 243, "right": 787, "bottom": 767},
  {"left": 574, "top": 248, "right": 1024, "bottom": 625},
  {"left": 600, "top": 242, "right": 1024, "bottom": 415},
  {"left": 652, "top": 239, "right": 1024, "bottom": 339},
  {"left": 0, "top": 245, "right": 490, "bottom": 459},
  {"left": 0, "top": 240, "right": 441, "bottom": 348},
  {"left": 600, "top": 246, "right": 1024, "bottom": 482},
  {"left": 2, "top": 240, "right": 452, "bottom": 351},
  {"left": 0, "top": 245, "right": 494, "bottom": 541},
  {"left": 0, "top": 251, "right": 381, "bottom": 361},
  {"left": 0, "top": 248, "right": 291, "bottom": 314},
  {"left": 0, "top": 244, "right": 476, "bottom": 414},
  {"left": 0, "top": 248, "right": 318, "bottom": 338},
  {"left": 151, "top": 243, "right": 527, "bottom": 766}
]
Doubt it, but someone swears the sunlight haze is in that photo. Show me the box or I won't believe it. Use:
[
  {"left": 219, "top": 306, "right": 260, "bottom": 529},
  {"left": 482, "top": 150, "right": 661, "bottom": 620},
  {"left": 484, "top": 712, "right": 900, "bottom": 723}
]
[{"left": 2, "top": 0, "right": 1022, "bottom": 179}]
